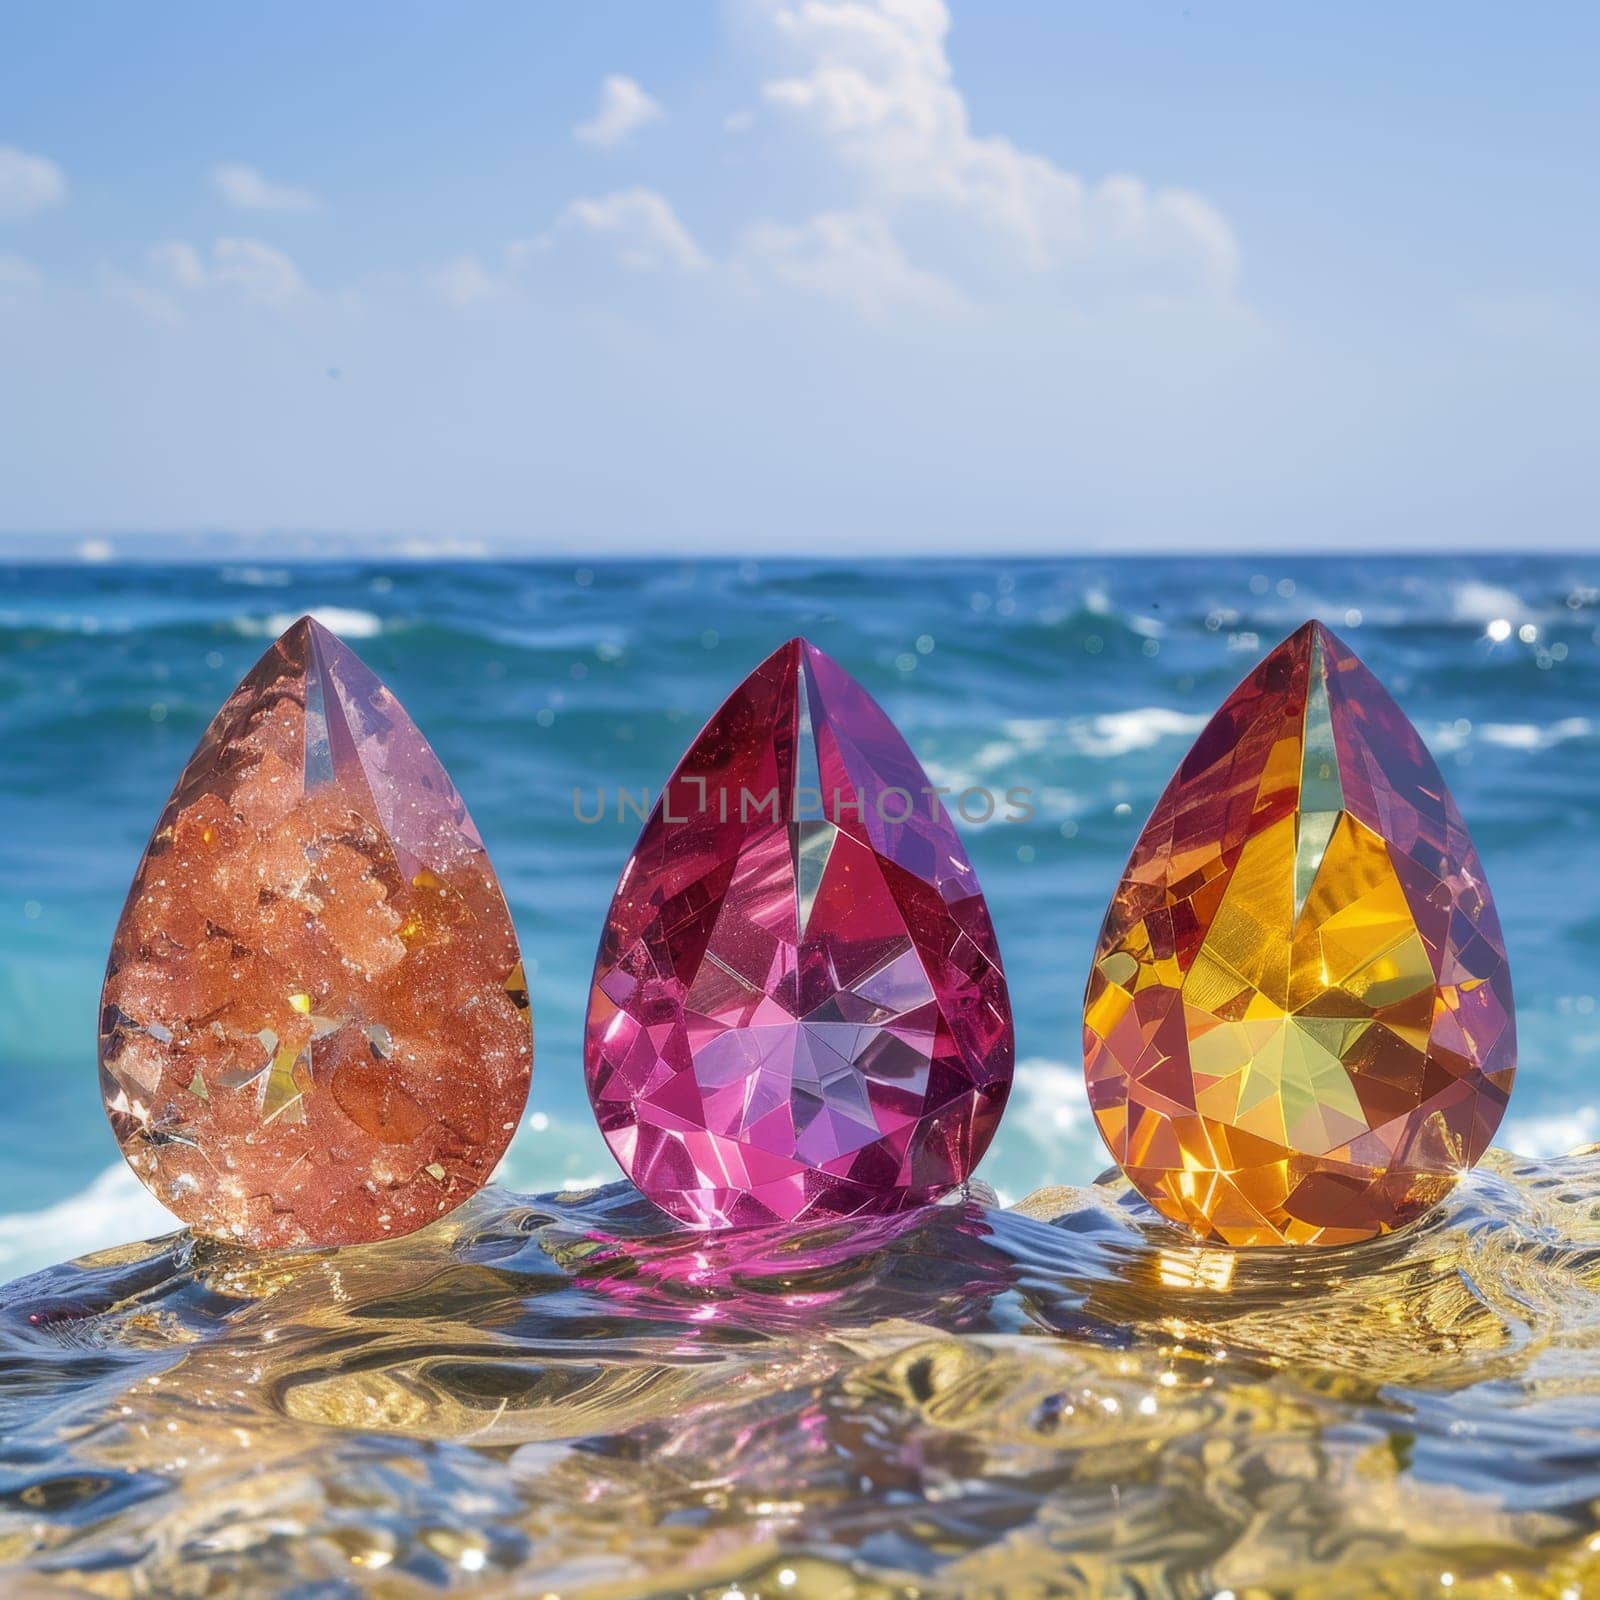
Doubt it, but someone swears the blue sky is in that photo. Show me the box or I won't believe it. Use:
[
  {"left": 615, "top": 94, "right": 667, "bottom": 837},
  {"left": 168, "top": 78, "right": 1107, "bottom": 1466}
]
[{"left": 2, "top": 0, "right": 1597, "bottom": 552}]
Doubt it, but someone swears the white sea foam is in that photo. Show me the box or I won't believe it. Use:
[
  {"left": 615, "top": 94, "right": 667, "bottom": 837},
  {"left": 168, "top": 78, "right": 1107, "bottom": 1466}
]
[
  {"left": 393, "top": 537, "right": 493, "bottom": 559},
  {"left": 1502, "top": 1107, "right": 1600, "bottom": 1159},
  {"left": 921, "top": 709, "right": 1205, "bottom": 799},
  {"left": 493, "top": 1110, "right": 613, "bottom": 1194},
  {"left": 1477, "top": 717, "right": 1591, "bottom": 752},
  {"left": 236, "top": 606, "right": 384, "bottom": 639},
  {"left": 1, "top": 1121, "right": 608, "bottom": 1286},
  {"left": 0, "top": 1163, "right": 177, "bottom": 1285},
  {"left": 0, "top": 609, "right": 135, "bottom": 636},
  {"left": 1066, "top": 709, "right": 1208, "bottom": 758},
  {"left": 1009, "top": 1058, "right": 1086, "bottom": 1136},
  {"left": 1035, "top": 785, "right": 1087, "bottom": 815},
  {"left": 964, "top": 710, "right": 1209, "bottom": 770},
  {"left": 1450, "top": 579, "right": 1528, "bottom": 625},
  {"left": 968, "top": 737, "right": 1026, "bottom": 773},
  {"left": 1423, "top": 716, "right": 1593, "bottom": 758},
  {"left": 917, "top": 758, "right": 989, "bottom": 804},
  {"left": 987, "top": 1058, "right": 1105, "bottom": 1200},
  {"left": 220, "top": 565, "right": 293, "bottom": 588}
]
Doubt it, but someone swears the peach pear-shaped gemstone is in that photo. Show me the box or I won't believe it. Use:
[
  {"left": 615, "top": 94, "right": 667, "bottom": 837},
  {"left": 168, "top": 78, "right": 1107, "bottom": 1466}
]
[
  {"left": 1083, "top": 621, "right": 1514, "bottom": 1247},
  {"left": 99, "top": 617, "right": 533, "bottom": 1248}
]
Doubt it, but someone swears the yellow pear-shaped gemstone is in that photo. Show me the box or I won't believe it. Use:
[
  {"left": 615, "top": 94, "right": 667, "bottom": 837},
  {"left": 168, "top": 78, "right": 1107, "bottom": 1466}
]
[{"left": 1083, "top": 622, "right": 1514, "bottom": 1246}]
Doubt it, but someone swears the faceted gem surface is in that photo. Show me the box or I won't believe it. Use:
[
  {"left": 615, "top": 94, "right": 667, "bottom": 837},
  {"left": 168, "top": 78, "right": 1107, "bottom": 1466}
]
[
  {"left": 100, "top": 618, "right": 533, "bottom": 1248},
  {"left": 586, "top": 638, "right": 1013, "bottom": 1228},
  {"left": 1083, "top": 622, "right": 1515, "bottom": 1247}
]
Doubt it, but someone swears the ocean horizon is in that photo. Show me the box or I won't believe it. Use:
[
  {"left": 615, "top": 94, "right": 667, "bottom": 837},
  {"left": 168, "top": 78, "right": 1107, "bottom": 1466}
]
[{"left": 3, "top": 552, "right": 1594, "bottom": 1281}]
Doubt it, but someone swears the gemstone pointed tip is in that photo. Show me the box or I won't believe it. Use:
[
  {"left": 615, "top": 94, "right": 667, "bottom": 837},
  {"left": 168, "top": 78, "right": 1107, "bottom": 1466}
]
[
  {"left": 1285, "top": 617, "right": 1355, "bottom": 665},
  {"left": 297, "top": 613, "right": 352, "bottom": 650},
  {"left": 1277, "top": 617, "right": 1328, "bottom": 657},
  {"left": 268, "top": 614, "right": 338, "bottom": 673},
  {"left": 781, "top": 635, "right": 818, "bottom": 669},
  {"left": 1309, "top": 617, "right": 1349, "bottom": 654}
]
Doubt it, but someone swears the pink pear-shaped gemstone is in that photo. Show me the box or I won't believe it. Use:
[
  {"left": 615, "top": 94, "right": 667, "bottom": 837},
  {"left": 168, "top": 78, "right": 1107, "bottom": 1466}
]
[
  {"left": 585, "top": 638, "right": 1014, "bottom": 1228},
  {"left": 99, "top": 618, "right": 533, "bottom": 1248}
]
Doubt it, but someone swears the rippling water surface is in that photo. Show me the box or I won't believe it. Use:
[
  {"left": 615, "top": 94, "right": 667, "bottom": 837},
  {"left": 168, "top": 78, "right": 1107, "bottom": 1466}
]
[
  {"left": 2, "top": 553, "right": 1598, "bottom": 1278},
  {"left": 4, "top": 1153, "right": 1600, "bottom": 1597}
]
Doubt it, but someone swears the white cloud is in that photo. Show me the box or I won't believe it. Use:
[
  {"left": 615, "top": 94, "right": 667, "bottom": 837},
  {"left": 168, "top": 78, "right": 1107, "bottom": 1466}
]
[
  {"left": 211, "top": 162, "right": 322, "bottom": 214},
  {"left": 449, "top": 3, "right": 1239, "bottom": 325},
  {"left": 147, "top": 236, "right": 307, "bottom": 306},
  {"left": 431, "top": 253, "right": 514, "bottom": 307},
  {"left": 741, "top": 208, "right": 962, "bottom": 317},
  {"left": 0, "top": 144, "right": 67, "bottom": 222},
  {"left": 148, "top": 239, "right": 208, "bottom": 291},
  {"left": 213, "top": 236, "right": 306, "bottom": 302},
  {"left": 433, "top": 209, "right": 707, "bottom": 305},
  {"left": 102, "top": 267, "right": 183, "bottom": 327},
  {"left": 0, "top": 250, "right": 42, "bottom": 296},
  {"left": 559, "top": 188, "right": 707, "bottom": 273},
  {"left": 574, "top": 75, "right": 664, "bottom": 149},
  {"left": 756, "top": 0, "right": 1239, "bottom": 297}
]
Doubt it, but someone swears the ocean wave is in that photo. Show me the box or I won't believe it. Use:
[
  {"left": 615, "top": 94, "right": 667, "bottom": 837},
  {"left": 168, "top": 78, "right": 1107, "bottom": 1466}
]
[
  {"left": 1477, "top": 716, "right": 1592, "bottom": 751},
  {"left": 988, "top": 1058, "right": 1103, "bottom": 1206},
  {"left": 3, "top": 554, "right": 1600, "bottom": 1255},
  {"left": 234, "top": 607, "right": 385, "bottom": 639},
  {"left": 1064, "top": 708, "right": 1209, "bottom": 757},
  {"left": 493, "top": 1108, "right": 613, "bottom": 1195},
  {"left": 933, "top": 711, "right": 1210, "bottom": 784},
  {"left": 219, "top": 565, "right": 293, "bottom": 587},
  {"left": 392, "top": 537, "right": 495, "bottom": 559},
  {"left": 0, "top": 1164, "right": 175, "bottom": 1281},
  {"left": 1449, "top": 577, "right": 1530, "bottom": 625},
  {"left": 1009, "top": 1057, "right": 1088, "bottom": 1136},
  {"left": 0, "top": 1121, "right": 612, "bottom": 1287},
  {"left": 0, "top": 608, "right": 140, "bottom": 635},
  {"left": 1502, "top": 1107, "right": 1600, "bottom": 1158}
]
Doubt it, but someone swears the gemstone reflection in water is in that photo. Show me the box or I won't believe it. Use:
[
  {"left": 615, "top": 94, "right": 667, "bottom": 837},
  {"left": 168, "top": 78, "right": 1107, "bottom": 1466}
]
[{"left": 4, "top": 1151, "right": 1599, "bottom": 1596}]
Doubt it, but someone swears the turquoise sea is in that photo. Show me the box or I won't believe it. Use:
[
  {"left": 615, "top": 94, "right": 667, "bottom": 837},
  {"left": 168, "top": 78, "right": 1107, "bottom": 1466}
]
[{"left": 1, "top": 554, "right": 1593, "bottom": 1281}]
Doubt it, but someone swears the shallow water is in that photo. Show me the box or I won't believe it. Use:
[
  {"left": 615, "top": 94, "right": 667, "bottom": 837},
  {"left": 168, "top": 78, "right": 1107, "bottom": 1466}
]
[{"left": 4, "top": 1151, "right": 1600, "bottom": 1597}]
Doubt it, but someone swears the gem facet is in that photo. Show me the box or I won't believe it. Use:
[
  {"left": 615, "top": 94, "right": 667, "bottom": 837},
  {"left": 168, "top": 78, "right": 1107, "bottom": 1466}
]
[
  {"left": 100, "top": 618, "right": 533, "bottom": 1248},
  {"left": 1083, "top": 622, "right": 1515, "bottom": 1247},
  {"left": 586, "top": 638, "right": 1013, "bottom": 1228}
]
